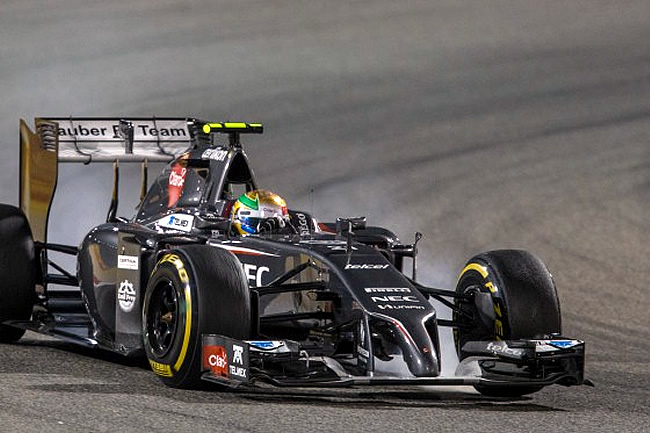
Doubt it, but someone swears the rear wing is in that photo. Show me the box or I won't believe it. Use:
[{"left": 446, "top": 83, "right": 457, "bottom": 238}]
[
  {"left": 19, "top": 117, "right": 263, "bottom": 243},
  {"left": 23, "top": 117, "right": 202, "bottom": 164}
]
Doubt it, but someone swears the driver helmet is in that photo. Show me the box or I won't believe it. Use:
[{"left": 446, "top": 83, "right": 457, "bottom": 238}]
[{"left": 231, "top": 189, "right": 288, "bottom": 235}]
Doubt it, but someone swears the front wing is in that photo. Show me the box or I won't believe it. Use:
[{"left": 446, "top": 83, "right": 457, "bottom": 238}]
[{"left": 200, "top": 334, "right": 587, "bottom": 389}]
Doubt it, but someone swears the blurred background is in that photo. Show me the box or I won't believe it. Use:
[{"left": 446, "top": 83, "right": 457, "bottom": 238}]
[{"left": 0, "top": 0, "right": 649, "bottom": 428}]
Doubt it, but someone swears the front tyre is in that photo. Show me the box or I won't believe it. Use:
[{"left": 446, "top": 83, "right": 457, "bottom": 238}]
[
  {"left": 454, "top": 249, "right": 561, "bottom": 397},
  {"left": 143, "top": 246, "right": 250, "bottom": 388},
  {"left": 0, "top": 205, "right": 36, "bottom": 343}
]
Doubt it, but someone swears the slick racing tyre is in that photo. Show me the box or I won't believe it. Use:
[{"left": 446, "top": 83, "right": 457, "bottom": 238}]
[
  {"left": 143, "top": 245, "right": 251, "bottom": 389},
  {"left": 0, "top": 204, "right": 36, "bottom": 343},
  {"left": 454, "top": 249, "right": 561, "bottom": 397}
]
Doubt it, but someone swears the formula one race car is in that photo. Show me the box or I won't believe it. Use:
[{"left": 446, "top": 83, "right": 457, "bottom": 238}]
[{"left": 0, "top": 117, "right": 589, "bottom": 397}]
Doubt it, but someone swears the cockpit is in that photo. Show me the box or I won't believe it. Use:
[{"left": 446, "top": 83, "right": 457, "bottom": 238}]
[{"left": 134, "top": 148, "right": 257, "bottom": 223}]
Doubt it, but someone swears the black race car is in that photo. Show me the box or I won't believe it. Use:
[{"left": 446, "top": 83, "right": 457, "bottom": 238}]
[{"left": 0, "top": 117, "right": 589, "bottom": 396}]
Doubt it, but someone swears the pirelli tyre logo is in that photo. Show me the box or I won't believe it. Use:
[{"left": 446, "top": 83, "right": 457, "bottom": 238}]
[
  {"left": 158, "top": 253, "right": 190, "bottom": 284},
  {"left": 202, "top": 335, "right": 249, "bottom": 382},
  {"left": 149, "top": 360, "right": 173, "bottom": 377}
]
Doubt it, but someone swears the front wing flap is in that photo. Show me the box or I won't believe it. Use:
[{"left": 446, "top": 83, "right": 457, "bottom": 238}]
[{"left": 456, "top": 339, "right": 586, "bottom": 387}]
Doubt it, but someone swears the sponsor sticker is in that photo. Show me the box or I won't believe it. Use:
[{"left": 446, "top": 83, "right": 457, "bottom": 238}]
[
  {"left": 294, "top": 213, "right": 311, "bottom": 237},
  {"left": 548, "top": 340, "right": 581, "bottom": 349},
  {"left": 168, "top": 162, "right": 187, "bottom": 207},
  {"left": 202, "top": 335, "right": 249, "bottom": 382},
  {"left": 486, "top": 341, "right": 524, "bottom": 357},
  {"left": 377, "top": 304, "right": 426, "bottom": 310},
  {"left": 201, "top": 148, "right": 228, "bottom": 161},
  {"left": 117, "top": 255, "right": 139, "bottom": 270},
  {"left": 56, "top": 119, "right": 190, "bottom": 142},
  {"left": 248, "top": 341, "right": 285, "bottom": 351},
  {"left": 535, "top": 339, "right": 582, "bottom": 352},
  {"left": 229, "top": 344, "right": 247, "bottom": 379},
  {"left": 370, "top": 295, "right": 420, "bottom": 303},
  {"left": 369, "top": 292, "right": 424, "bottom": 310},
  {"left": 242, "top": 263, "right": 270, "bottom": 287},
  {"left": 344, "top": 263, "right": 390, "bottom": 270},
  {"left": 117, "top": 279, "right": 136, "bottom": 313},
  {"left": 203, "top": 345, "right": 229, "bottom": 377},
  {"left": 364, "top": 287, "right": 411, "bottom": 293},
  {"left": 157, "top": 213, "right": 194, "bottom": 232}
]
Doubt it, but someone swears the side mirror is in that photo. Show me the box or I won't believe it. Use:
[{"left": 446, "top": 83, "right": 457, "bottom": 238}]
[
  {"left": 194, "top": 215, "right": 231, "bottom": 232},
  {"left": 335, "top": 216, "right": 367, "bottom": 235}
]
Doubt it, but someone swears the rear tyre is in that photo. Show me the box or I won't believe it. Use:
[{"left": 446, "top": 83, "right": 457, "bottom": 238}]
[
  {"left": 143, "top": 245, "right": 250, "bottom": 388},
  {"left": 0, "top": 205, "right": 36, "bottom": 343},
  {"left": 454, "top": 249, "right": 561, "bottom": 397}
]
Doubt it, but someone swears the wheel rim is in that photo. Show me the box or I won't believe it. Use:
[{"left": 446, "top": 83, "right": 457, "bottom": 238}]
[{"left": 146, "top": 279, "right": 179, "bottom": 358}]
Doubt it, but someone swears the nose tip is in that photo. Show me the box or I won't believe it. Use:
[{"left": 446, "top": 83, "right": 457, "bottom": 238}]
[
  {"left": 405, "top": 348, "right": 439, "bottom": 377},
  {"left": 401, "top": 327, "right": 440, "bottom": 377}
]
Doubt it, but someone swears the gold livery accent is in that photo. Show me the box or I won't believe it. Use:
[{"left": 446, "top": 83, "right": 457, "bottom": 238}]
[{"left": 19, "top": 119, "right": 59, "bottom": 244}]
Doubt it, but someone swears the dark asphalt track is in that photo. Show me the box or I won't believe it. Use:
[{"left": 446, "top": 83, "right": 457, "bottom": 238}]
[{"left": 1, "top": 1, "right": 649, "bottom": 432}]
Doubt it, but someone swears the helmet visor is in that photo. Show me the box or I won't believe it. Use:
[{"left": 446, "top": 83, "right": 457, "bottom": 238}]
[{"left": 239, "top": 216, "right": 265, "bottom": 234}]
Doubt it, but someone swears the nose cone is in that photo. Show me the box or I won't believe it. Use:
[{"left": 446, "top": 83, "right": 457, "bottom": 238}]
[{"left": 401, "top": 325, "right": 440, "bottom": 377}]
